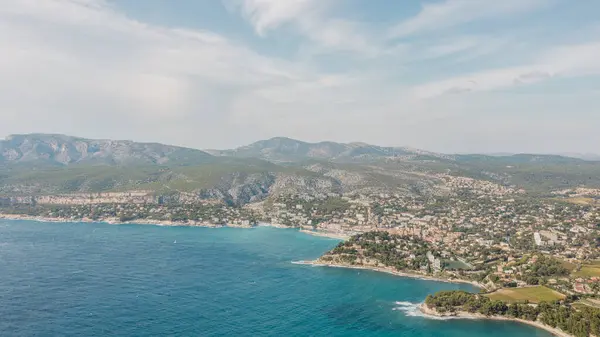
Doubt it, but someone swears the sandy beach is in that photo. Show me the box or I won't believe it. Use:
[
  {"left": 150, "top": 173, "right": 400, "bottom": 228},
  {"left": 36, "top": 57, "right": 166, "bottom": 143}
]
[
  {"left": 418, "top": 303, "right": 572, "bottom": 337},
  {"left": 293, "top": 260, "right": 487, "bottom": 289}
]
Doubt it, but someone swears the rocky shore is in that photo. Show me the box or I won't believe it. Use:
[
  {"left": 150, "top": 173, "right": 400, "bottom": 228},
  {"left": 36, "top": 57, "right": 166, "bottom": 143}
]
[
  {"left": 418, "top": 303, "right": 572, "bottom": 337},
  {"left": 294, "top": 260, "right": 487, "bottom": 289}
]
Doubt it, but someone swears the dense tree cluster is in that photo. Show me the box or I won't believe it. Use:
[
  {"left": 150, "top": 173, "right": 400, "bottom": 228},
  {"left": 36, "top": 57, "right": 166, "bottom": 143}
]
[
  {"left": 326, "top": 231, "right": 435, "bottom": 271},
  {"left": 425, "top": 291, "right": 600, "bottom": 337},
  {"left": 529, "top": 255, "right": 569, "bottom": 277},
  {"left": 520, "top": 255, "right": 570, "bottom": 285}
]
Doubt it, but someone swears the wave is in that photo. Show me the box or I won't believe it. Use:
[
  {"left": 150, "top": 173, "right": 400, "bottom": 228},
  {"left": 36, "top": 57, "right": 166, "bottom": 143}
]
[
  {"left": 392, "top": 301, "right": 423, "bottom": 317},
  {"left": 291, "top": 261, "right": 329, "bottom": 267},
  {"left": 393, "top": 301, "right": 480, "bottom": 321},
  {"left": 393, "top": 301, "right": 443, "bottom": 319},
  {"left": 394, "top": 301, "right": 415, "bottom": 306}
]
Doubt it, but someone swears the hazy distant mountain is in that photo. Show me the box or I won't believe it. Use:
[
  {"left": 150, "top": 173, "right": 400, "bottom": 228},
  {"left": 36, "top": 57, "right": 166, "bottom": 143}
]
[
  {"left": 0, "top": 134, "right": 214, "bottom": 166},
  {"left": 455, "top": 153, "right": 587, "bottom": 165},
  {"left": 556, "top": 153, "right": 600, "bottom": 161},
  {"left": 3, "top": 134, "right": 590, "bottom": 168},
  {"left": 488, "top": 151, "right": 600, "bottom": 162},
  {"left": 211, "top": 137, "right": 597, "bottom": 166},
  {"left": 209, "top": 137, "right": 454, "bottom": 162}
]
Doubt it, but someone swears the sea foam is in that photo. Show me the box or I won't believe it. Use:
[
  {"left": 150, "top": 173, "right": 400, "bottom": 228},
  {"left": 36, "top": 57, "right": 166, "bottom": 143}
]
[
  {"left": 393, "top": 301, "right": 423, "bottom": 317},
  {"left": 393, "top": 301, "right": 459, "bottom": 320}
]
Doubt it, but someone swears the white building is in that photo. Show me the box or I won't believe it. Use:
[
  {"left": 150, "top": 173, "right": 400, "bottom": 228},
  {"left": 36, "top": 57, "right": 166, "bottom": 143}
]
[{"left": 534, "top": 232, "right": 543, "bottom": 246}]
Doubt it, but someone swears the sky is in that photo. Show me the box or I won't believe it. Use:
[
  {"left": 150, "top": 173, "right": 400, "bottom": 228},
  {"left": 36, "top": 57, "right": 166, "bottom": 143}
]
[{"left": 1, "top": 0, "right": 599, "bottom": 154}]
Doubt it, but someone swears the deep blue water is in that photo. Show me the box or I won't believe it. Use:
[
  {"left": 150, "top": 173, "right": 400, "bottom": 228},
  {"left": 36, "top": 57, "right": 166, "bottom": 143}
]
[{"left": 0, "top": 220, "right": 552, "bottom": 336}]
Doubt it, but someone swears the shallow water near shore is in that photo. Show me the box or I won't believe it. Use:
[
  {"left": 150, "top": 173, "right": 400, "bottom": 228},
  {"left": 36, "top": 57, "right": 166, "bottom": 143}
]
[{"left": 0, "top": 220, "right": 553, "bottom": 336}]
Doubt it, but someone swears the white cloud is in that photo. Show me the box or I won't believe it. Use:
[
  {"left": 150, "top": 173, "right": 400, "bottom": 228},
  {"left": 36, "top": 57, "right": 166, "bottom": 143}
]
[
  {"left": 0, "top": 0, "right": 599, "bottom": 153},
  {"left": 0, "top": 0, "right": 320, "bottom": 144},
  {"left": 389, "top": 0, "right": 551, "bottom": 38},
  {"left": 227, "top": 0, "right": 380, "bottom": 55},
  {"left": 420, "top": 35, "right": 512, "bottom": 61},
  {"left": 539, "top": 43, "right": 600, "bottom": 76},
  {"left": 226, "top": 0, "right": 325, "bottom": 36},
  {"left": 413, "top": 42, "right": 600, "bottom": 98}
]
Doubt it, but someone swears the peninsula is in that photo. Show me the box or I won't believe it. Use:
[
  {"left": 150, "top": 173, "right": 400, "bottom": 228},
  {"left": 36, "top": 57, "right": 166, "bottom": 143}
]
[
  {"left": 420, "top": 290, "right": 598, "bottom": 337},
  {"left": 305, "top": 231, "right": 600, "bottom": 337}
]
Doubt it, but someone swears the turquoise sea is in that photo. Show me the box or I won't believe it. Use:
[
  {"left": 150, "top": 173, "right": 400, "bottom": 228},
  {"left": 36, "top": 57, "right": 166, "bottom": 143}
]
[{"left": 0, "top": 220, "right": 552, "bottom": 336}]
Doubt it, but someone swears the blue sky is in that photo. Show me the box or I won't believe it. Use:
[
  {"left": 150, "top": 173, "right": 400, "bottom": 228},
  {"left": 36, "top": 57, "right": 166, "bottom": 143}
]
[{"left": 1, "top": 0, "right": 599, "bottom": 154}]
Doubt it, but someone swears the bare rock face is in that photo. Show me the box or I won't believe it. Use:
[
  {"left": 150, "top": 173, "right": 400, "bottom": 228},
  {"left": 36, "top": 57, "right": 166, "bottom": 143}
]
[
  {"left": 196, "top": 173, "right": 344, "bottom": 205},
  {"left": 269, "top": 174, "right": 342, "bottom": 197},
  {"left": 200, "top": 172, "right": 275, "bottom": 205}
]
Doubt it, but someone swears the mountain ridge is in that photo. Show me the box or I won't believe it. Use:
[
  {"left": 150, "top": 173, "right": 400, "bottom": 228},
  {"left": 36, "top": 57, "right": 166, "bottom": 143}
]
[
  {"left": 209, "top": 136, "right": 593, "bottom": 164},
  {"left": 0, "top": 133, "right": 214, "bottom": 166},
  {"left": 2, "top": 134, "right": 600, "bottom": 204},
  {"left": 2, "top": 133, "right": 594, "bottom": 166},
  {"left": 210, "top": 137, "right": 456, "bottom": 162}
]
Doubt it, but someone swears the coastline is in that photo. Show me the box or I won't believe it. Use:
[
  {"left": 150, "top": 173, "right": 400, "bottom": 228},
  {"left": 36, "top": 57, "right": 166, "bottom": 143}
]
[
  {"left": 0, "top": 213, "right": 234, "bottom": 227},
  {"left": 1, "top": 213, "right": 572, "bottom": 337},
  {"left": 0, "top": 213, "right": 346, "bottom": 238},
  {"left": 418, "top": 303, "right": 572, "bottom": 337},
  {"left": 293, "top": 260, "right": 487, "bottom": 289}
]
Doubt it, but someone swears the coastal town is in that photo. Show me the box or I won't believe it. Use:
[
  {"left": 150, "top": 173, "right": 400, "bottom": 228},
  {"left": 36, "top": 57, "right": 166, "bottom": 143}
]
[
  {"left": 1, "top": 175, "right": 600, "bottom": 336},
  {"left": 3, "top": 0, "right": 600, "bottom": 335}
]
